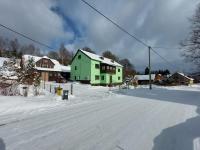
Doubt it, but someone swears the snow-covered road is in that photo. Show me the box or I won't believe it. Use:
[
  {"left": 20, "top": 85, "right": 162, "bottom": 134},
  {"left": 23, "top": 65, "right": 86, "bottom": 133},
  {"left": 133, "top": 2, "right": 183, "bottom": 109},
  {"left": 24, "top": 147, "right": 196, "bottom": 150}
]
[{"left": 0, "top": 84, "right": 200, "bottom": 150}]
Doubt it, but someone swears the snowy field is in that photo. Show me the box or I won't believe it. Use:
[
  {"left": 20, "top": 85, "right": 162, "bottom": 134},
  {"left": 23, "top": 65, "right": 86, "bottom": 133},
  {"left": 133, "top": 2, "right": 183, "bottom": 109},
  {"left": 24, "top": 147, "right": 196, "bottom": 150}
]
[{"left": 0, "top": 83, "right": 200, "bottom": 150}]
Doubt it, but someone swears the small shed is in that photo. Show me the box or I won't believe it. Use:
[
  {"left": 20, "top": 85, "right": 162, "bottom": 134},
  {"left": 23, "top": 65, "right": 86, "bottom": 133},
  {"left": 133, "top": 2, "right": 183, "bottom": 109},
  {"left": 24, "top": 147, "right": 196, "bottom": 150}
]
[{"left": 135, "top": 74, "right": 156, "bottom": 85}]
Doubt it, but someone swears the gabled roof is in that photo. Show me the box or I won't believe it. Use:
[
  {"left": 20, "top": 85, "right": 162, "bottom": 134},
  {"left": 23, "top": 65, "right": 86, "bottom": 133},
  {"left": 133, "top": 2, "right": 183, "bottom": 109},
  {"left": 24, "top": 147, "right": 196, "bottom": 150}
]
[
  {"left": 78, "top": 49, "right": 123, "bottom": 67},
  {"left": 175, "top": 72, "right": 194, "bottom": 80},
  {"left": 23, "top": 55, "right": 70, "bottom": 72}
]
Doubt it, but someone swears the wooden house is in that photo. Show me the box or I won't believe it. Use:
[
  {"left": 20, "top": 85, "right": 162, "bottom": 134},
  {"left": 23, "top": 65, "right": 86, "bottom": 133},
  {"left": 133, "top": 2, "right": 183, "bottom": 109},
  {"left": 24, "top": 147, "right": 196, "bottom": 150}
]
[
  {"left": 22, "top": 55, "right": 70, "bottom": 82},
  {"left": 168, "top": 72, "right": 194, "bottom": 85},
  {"left": 134, "top": 74, "right": 156, "bottom": 85}
]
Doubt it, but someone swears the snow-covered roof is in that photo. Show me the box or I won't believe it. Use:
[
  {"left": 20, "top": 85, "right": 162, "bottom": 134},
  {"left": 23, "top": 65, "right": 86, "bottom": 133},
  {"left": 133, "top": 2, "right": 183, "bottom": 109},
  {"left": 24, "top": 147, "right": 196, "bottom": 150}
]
[
  {"left": 60, "top": 65, "right": 71, "bottom": 72},
  {"left": 79, "top": 49, "right": 123, "bottom": 67},
  {"left": 23, "top": 55, "right": 70, "bottom": 72},
  {"left": 135, "top": 74, "right": 156, "bottom": 80},
  {"left": 176, "top": 72, "right": 194, "bottom": 80},
  {"left": 0, "top": 57, "right": 9, "bottom": 67}
]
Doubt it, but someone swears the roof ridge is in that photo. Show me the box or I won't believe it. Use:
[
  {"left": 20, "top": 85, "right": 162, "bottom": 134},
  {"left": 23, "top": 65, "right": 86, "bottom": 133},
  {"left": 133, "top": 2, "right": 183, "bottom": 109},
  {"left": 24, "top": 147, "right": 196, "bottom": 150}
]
[{"left": 79, "top": 49, "right": 122, "bottom": 67}]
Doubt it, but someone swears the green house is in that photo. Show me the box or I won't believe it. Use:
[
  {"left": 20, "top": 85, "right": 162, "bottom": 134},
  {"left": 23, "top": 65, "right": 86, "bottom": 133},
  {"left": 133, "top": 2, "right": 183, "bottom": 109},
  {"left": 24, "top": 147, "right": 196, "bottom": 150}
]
[{"left": 70, "top": 49, "right": 123, "bottom": 85}]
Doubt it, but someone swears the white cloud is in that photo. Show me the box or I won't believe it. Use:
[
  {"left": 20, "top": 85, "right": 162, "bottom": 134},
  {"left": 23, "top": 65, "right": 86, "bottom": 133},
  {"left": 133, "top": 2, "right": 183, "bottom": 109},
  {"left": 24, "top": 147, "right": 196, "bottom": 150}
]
[
  {"left": 0, "top": 0, "right": 198, "bottom": 72},
  {"left": 0, "top": 0, "right": 74, "bottom": 47},
  {"left": 58, "top": 0, "right": 198, "bottom": 72}
]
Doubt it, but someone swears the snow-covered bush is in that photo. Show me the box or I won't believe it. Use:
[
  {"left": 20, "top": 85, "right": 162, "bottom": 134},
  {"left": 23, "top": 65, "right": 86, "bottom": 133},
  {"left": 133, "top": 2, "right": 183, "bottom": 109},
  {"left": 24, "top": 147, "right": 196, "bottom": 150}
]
[
  {"left": 0, "top": 58, "right": 20, "bottom": 96},
  {"left": 0, "top": 57, "right": 41, "bottom": 96}
]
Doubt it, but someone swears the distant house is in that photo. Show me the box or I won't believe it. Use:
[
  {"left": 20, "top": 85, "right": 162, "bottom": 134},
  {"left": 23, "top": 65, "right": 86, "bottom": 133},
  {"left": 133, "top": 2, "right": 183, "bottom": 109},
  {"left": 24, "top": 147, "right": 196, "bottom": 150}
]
[
  {"left": 134, "top": 74, "right": 156, "bottom": 85},
  {"left": 22, "top": 55, "right": 70, "bottom": 82},
  {"left": 189, "top": 72, "right": 200, "bottom": 83},
  {"left": 70, "top": 49, "right": 123, "bottom": 86},
  {"left": 169, "top": 72, "right": 194, "bottom": 85}
]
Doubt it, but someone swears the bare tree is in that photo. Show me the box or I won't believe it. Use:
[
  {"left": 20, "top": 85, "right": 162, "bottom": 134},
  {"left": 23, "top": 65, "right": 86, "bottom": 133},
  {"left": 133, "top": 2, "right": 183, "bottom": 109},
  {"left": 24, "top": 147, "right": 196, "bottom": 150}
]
[
  {"left": 10, "top": 38, "right": 20, "bottom": 57},
  {"left": 181, "top": 3, "right": 200, "bottom": 68},
  {"left": 102, "top": 50, "right": 119, "bottom": 62},
  {"left": 48, "top": 51, "right": 59, "bottom": 60},
  {"left": 119, "top": 58, "right": 136, "bottom": 78},
  {"left": 58, "top": 43, "right": 72, "bottom": 65}
]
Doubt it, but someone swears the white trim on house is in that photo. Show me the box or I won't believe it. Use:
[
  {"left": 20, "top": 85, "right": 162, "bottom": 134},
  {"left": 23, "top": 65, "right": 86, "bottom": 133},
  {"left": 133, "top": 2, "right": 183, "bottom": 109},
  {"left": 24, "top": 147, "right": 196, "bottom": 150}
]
[
  {"left": 135, "top": 74, "right": 156, "bottom": 81},
  {"left": 79, "top": 49, "right": 123, "bottom": 67}
]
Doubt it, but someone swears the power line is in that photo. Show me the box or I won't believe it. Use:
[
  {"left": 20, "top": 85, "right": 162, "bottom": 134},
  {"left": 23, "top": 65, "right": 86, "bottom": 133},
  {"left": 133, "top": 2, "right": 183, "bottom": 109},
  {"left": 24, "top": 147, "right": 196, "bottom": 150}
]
[
  {"left": 81, "top": 0, "right": 149, "bottom": 48},
  {"left": 152, "top": 46, "right": 181, "bottom": 50},
  {"left": 81, "top": 0, "right": 180, "bottom": 70},
  {"left": 0, "top": 23, "right": 54, "bottom": 50},
  {"left": 150, "top": 47, "right": 180, "bottom": 70}
]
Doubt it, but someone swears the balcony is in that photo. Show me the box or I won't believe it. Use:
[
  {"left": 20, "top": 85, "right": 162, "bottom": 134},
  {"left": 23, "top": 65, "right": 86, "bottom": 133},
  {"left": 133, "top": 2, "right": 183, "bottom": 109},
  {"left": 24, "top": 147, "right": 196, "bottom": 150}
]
[{"left": 100, "top": 63, "right": 116, "bottom": 74}]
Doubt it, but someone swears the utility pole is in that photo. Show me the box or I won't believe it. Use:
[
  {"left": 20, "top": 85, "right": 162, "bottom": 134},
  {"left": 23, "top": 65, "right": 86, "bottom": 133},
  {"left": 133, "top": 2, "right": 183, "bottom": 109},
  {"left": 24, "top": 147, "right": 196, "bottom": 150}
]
[{"left": 148, "top": 46, "right": 152, "bottom": 90}]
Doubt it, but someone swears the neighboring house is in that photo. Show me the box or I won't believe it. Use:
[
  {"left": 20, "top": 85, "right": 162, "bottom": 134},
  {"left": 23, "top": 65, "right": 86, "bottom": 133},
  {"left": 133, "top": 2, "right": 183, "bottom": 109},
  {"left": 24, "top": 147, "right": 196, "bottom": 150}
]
[
  {"left": 70, "top": 49, "right": 123, "bottom": 85},
  {"left": 134, "top": 74, "right": 156, "bottom": 85},
  {"left": 154, "top": 74, "right": 163, "bottom": 82},
  {"left": 189, "top": 72, "right": 200, "bottom": 83},
  {"left": 22, "top": 55, "right": 70, "bottom": 82},
  {"left": 169, "top": 72, "right": 194, "bottom": 85}
]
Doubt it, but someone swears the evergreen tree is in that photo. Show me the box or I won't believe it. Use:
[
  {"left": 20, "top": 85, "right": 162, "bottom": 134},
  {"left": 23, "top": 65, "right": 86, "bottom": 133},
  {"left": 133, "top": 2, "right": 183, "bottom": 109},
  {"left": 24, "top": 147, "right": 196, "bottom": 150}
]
[
  {"left": 145, "top": 67, "right": 150, "bottom": 75},
  {"left": 18, "top": 57, "right": 40, "bottom": 86}
]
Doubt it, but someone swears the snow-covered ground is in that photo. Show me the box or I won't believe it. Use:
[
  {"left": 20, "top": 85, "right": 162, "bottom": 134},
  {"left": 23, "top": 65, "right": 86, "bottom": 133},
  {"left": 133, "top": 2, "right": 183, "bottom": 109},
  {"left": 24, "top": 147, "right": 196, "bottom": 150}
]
[{"left": 0, "top": 83, "right": 200, "bottom": 150}]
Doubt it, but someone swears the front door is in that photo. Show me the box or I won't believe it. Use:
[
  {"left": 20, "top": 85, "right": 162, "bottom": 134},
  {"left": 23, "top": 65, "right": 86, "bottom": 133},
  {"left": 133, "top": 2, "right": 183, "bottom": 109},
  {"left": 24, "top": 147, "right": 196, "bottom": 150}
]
[
  {"left": 110, "top": 75, "right": 112, "bottom": 84},
  {"left": 41, "top": 72, "right": 49, "bottom": 81}
]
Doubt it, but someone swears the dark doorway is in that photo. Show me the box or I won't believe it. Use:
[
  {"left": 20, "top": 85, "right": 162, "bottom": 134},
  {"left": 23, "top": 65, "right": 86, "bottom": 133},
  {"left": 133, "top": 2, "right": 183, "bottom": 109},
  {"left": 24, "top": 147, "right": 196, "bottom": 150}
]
[{"left": 110, "top": 75, "right": 112, "bottom": 84}]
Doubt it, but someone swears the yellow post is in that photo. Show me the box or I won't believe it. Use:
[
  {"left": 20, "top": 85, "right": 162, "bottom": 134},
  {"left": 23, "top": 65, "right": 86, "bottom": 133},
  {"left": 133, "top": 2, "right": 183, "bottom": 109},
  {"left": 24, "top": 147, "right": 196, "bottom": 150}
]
[{"left": 56, "top": 86, "right": 62, "bottom": 96}]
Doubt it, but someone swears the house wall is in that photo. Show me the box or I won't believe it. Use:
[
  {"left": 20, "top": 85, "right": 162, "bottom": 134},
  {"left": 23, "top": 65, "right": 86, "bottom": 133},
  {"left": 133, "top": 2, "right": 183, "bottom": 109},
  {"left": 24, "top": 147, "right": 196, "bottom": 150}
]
[
  {"left": 70, "top": 51, "right": 91, "bottom": 81},
  {"left": 112, "top": 66, "right": 123, "bottom": 84},
  {"left": 100, "top": 73, "right": 109, "bottom": 85},
  {"left": 36, "top": 58, "right": 54, "bottom": 68},
  {"left": 170, "top": 73, "right": 193, "bottom": 85},
  {"left": 90, "top": 60, "right": 100, "bottom": 84}
]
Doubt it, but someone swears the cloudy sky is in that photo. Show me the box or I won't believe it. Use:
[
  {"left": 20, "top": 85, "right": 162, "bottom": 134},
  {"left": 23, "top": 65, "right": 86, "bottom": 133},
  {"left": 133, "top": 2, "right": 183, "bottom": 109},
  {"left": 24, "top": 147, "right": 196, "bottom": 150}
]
[{"left": 0, "top": 0, "right": 199, "bottom": 72}]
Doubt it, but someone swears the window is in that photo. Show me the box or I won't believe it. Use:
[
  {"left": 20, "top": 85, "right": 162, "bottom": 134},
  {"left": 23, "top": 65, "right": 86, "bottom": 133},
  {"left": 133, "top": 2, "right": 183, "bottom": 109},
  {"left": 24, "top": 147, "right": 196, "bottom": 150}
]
[
  {"left": 101, "top": 75, "right": 104, "bottom": 80},
  {"left": 99, "top": 56, "right": 104, "bottom": 60},
  {"left": 118, "top": 76, "right": 121, "bottom": 80},
  {"left": 75, "top": 66, "right": 77, "bottom": 70},
  {"left": 95, "top": 64, "right": 100, "bottom": 69},
  {"left": 107, "top": 66, "right": 110, "bottom": 70},
  {"left": 49, "top": 72, "right": 52, "bottom": 77},
  {"left": 118, "top": 69, "right": 120, "bottom": 72},
  {"left": 95, "top": 75, "right": 99, "bottom": 80},
  {"left": 78, "top": 55, "right": 81, "bottom": 59}
]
